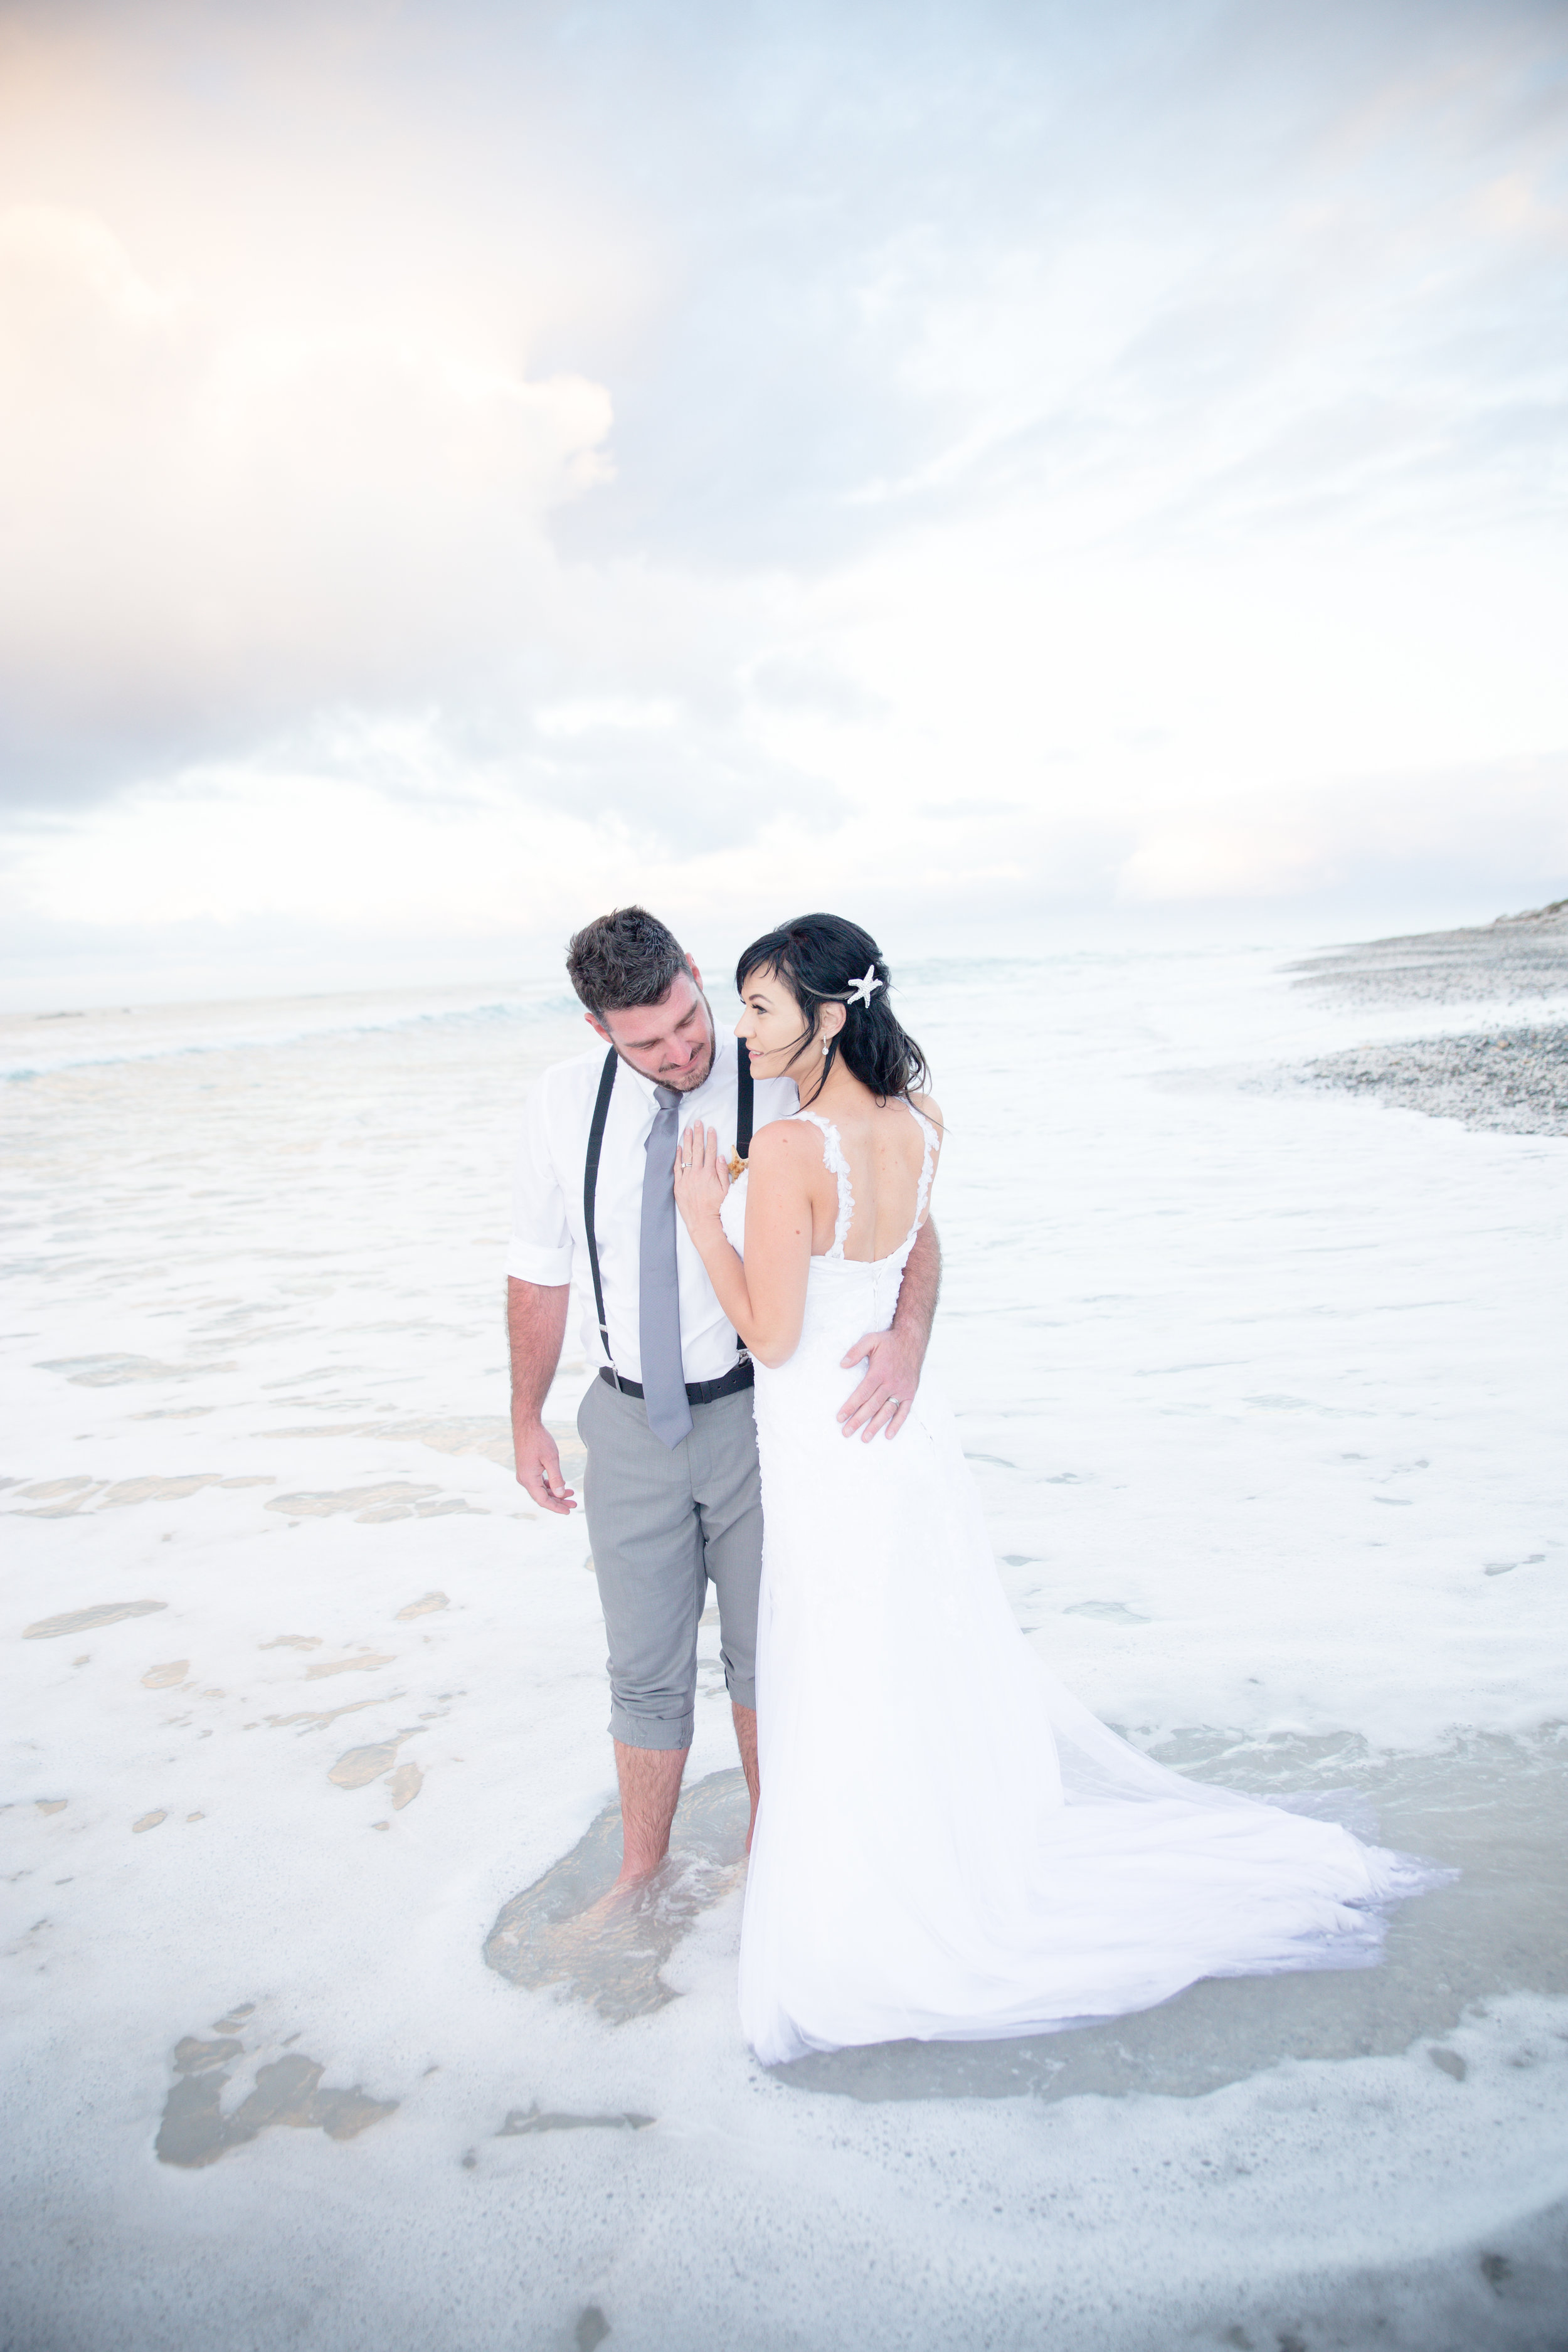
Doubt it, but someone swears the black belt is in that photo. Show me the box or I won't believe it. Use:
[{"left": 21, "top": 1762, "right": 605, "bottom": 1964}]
[{"left": 598, "top": 1359, "right": 755, "bottom": 1406}]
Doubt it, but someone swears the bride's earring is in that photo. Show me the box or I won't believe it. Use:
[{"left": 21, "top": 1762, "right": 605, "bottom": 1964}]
[{"left": 822, "top": 1041, "right": 830, "bottom": 1055}]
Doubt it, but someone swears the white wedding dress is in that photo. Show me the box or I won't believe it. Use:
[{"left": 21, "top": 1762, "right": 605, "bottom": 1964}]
[{"left": 721, "top": 1104, "right": 1439, "bottom": 2067}]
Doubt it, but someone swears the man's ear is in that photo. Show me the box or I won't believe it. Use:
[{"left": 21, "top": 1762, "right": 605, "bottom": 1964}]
[
  {"left": 585, "top": 1011, "right": 612, "bottom": 1044},
  {"left": 687, "top": 958, "right": 703, "bottom": 990}
]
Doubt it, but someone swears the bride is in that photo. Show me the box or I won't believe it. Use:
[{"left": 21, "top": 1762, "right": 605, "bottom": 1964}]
[{"left": 672, "top": 911, "right": 1438, "bottom": 2067}]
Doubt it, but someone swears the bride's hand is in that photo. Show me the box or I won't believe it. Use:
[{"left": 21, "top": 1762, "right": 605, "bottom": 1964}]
[{"left": 673, "top": 1121, "right": 730, "bottom": 1232}]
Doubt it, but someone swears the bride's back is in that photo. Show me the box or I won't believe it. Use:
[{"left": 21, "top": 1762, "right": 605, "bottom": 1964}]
[{"left": 798, "top": 1086, "right": 942, "bottom": 1263}]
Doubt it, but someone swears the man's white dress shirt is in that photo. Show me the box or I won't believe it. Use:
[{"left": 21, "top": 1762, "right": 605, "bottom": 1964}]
[{"left": 509, "top": 1037, "right": 797, "bottom": 1385}]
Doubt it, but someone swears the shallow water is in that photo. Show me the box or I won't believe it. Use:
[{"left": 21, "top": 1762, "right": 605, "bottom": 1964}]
[{"left": 3, "top": 944, "right": 1566, "bottom": 2349}]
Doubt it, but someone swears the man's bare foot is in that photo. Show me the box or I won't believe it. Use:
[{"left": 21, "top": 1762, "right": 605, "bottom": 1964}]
[{"left": 573, "top": 1857, "right": 675, "bottom": 1932}]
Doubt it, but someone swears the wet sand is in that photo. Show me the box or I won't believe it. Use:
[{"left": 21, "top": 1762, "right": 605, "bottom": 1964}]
[{"left": 4, "top": 952, "right": 1565, "bottom": 2351}]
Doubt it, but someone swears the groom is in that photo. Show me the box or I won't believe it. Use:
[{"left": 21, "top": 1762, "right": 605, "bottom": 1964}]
[{"left": 507, "top": 904, "right": 941, "bottom": 1884}]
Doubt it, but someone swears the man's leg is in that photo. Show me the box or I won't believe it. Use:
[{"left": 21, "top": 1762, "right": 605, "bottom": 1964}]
[
  {"left": 687, "top": 1387, "right": 766, "bottom": 1852},
  {"left": 612, "top": 1740, "right": 688, "bottom": 1883},
  {"left": 731, "top": 1701, "right": 759, "bottom": 1851},
  {"left": 578, "top": 1377, "right": 706, "bottom": 1884}
]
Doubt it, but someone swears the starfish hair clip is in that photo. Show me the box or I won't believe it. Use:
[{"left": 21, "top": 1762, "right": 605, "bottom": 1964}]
[
  {"left": 841, "top": 965, "right": 884, "bottom": 1009},
  {"left": 726, "top": 1149, "right": 747, "bottom": 1180}
]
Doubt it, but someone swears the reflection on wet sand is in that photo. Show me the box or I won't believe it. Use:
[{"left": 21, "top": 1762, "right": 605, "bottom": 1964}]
[
  {"left": 261, "top": 1415, "right": 587, "bottom": 1486},
  {"left": 38, "top": 1353, "right": 235, "bottom": 1387},
  {"left": 497, "top": 2103, "right": 654, "bottom": 2136},
  {"left": 778, "top": 1731, "right": 1568, "bottom": 2103},
  {"left": 156, "top": 2032, "right": 398, "bottom": 2168},
  {"left": 484, "top": 1768, "right": 750, "bottom": 2022},
  {"left": 11, "top": 1472, "right": 273, "bottom": 1518},
  {"left": 267, "top": 1414, "right": 517, "bottom": 1468},
  {"left": 24, "top": 1601, "right": 166, "bottom": 1638}
]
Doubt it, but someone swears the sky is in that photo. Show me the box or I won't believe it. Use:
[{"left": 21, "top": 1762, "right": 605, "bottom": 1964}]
[{"left": 1, "top": 0, "right": 1565, "bottom": 1005}]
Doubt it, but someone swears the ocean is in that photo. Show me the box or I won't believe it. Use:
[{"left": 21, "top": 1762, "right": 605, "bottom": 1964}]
[{"left": 3, "top": 942, "right": 1565, "bottom": 2348}]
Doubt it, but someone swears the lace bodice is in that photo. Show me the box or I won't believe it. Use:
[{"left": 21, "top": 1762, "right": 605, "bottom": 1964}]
[
  {"left": 719, "top": 1096, "right": 940, "bottom": 1383},
  {"left": 792, "top": 1101, "right": 938, "bottom": 1266},
  {"left": 719, "top": 1099, "right": 938, "bottom": 1362}
]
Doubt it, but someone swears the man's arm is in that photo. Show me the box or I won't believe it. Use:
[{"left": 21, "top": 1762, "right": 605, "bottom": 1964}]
[
  {"left": 508, "top": 1277, "right": 577, "bottom": 1513},
  {"left": 837, "top": 1217, "right": 941, "bottom": 1442}
]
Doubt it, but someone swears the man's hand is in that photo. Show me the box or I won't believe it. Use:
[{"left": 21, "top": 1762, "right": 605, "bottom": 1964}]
[
  {"left": 837, "top": 1323, "right": 923, "bottom": 1442},
  {"left": 837, "top": 1217, "right": 940, "bottom": 1441},
  {"left": 513, "top": 1410, "right": 577, "bottom": 1514},
  {"left": 507, "top": 1278, "right": 573, "bottom": 1513}
]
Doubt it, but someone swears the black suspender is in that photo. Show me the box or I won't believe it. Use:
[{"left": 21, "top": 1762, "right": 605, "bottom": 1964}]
[
  {"left": 583, "top": 1046, "right": 620, "bottom": 1387},
  {"left": 583, "top": 1037, "right": 753, "bottom": 1388},
  {"left": 736, "top": 1036, "right": 754, "bottom": 1162}
]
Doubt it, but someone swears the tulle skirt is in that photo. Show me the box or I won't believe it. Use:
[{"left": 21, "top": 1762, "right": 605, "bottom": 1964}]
[{"left": 739, "top": 1303, "right": 1441, "bottom": 2067}]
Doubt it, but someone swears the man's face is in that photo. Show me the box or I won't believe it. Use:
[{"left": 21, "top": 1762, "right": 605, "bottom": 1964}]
[{"left": 588, "top": 963, "right": 717, "bottom": 1092}]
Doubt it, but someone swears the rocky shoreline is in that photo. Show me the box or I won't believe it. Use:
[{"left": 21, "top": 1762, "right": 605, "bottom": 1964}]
[
  {"left": 1288, "top": 896, "right": 1568, "bottom": 1007},
  {"left": 1285, "top": 900, "right": 1568, "bottom": 1139}
]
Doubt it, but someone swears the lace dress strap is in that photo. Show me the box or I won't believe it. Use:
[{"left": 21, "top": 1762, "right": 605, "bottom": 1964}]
[
  {"left": 903, "top": 1102, "right": 939, "bottom": 1252},
  {"left": 792, "top": 1111, "right": 854, "bottom": 1260}
]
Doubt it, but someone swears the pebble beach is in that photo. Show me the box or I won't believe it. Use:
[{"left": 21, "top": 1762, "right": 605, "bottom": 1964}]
[{"left": 1288, "top": 902, "right": 1568, "bottom": 1138}]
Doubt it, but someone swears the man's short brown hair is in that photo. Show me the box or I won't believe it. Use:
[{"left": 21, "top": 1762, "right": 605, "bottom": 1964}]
[{"left": 566, "top": 906, "right": 691, "bottom": 1019}]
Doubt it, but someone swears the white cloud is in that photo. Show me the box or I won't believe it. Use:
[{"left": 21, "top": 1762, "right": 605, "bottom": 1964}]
[
  {"left": 1, "top": 0, "right": 1565, "bottom": 998},
  {"left": 0, "top": 195, "right": 613, "bottom": 791}
]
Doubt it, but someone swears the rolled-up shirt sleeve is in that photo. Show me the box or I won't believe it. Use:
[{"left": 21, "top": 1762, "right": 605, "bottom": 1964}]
[{"left": 507, "top": 1070, "right": 575, "bottom": 1286}]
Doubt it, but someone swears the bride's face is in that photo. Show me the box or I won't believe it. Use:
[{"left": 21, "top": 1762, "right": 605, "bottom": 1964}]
[{"left": 736, "top": 965, "right": 840, "bottom": 1083}]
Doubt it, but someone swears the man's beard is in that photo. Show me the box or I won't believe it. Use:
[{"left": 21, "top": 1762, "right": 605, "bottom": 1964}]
[
  {"left": 662, "top": 1030, "right": 717, "bottom": 1091},
  {"left": 625, "top": 1000, "right": 717, "bottom": 1092}
]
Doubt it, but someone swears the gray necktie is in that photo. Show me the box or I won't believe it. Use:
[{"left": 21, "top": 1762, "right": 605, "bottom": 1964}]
[{"left": 640, "top": 1086, "right": 692, "bottom": 1449}]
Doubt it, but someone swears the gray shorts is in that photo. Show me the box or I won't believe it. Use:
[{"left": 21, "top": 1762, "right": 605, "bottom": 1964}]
[{"left": 576, "top": 1374, "right": 763, "bottom": 1751}]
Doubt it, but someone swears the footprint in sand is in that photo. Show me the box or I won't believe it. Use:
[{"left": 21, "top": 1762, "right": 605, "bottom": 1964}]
[
  {"left": 266, "top": 1696, "right": 388, "bottom": 1732},
  {"left": 24, "top": 1601, "right": 166, "bottom": 1639},
  {"left": 328, "top": 1732, "right": 421, "bottom": 1789},
  {"left": 484, "top": 1768, "right": 750, "bottom": 2023},
  {"left": 155, "top": 2031, "right": 397, "bottom": 2168}
]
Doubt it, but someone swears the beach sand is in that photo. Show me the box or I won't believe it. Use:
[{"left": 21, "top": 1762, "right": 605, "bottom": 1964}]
[{"left": 3, "top": 939, "right": 1565, "bottom": 2349}]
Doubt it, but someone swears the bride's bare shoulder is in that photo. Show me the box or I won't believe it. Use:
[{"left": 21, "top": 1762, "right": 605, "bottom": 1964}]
[
  {"left": 908, "top": 1088, "right": 944, "bottom": 1136},
  {"left": 746, "top": 1118, "right": 824, "bottom": 1177}
]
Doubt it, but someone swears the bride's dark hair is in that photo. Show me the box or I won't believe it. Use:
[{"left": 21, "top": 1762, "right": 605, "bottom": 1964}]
[{"left": 735, "top": 913, "right": 929, "bottom": 1103}]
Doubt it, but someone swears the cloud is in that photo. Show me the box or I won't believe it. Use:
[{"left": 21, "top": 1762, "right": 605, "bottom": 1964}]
[
  {"left": 0, "top": 196, "right": 612, "bottom": 801},
  {"left": 0, "top": 0, "right": 1564, "bottom": 986}
]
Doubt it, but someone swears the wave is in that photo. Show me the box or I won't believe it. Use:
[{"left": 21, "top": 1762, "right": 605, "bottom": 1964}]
[{"left": 1, "top": 983, "right": 586, "bottom": 1083}]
